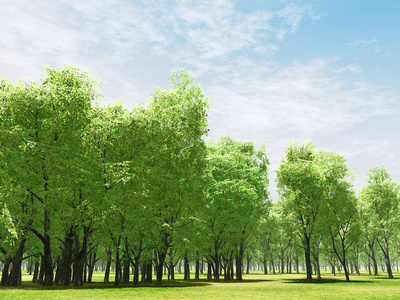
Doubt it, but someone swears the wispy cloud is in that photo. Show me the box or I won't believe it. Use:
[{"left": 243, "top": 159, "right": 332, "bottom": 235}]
[
  {"left": 206, "top": 58, "right": 398, "bottom": 140},
  {"left": 168, "top": 1, "right": 314, "bottom": 73},
  {"left": 348, "top": 38, "right": 384, "bottom": 53}
]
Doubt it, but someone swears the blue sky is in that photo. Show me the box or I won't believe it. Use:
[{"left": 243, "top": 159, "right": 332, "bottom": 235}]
[{"left": 1, "top": 0, "right": 399, "bottom": 199}]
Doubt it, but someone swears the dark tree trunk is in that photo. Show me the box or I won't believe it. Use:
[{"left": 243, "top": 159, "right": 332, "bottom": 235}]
[
  {"left": 55, "top": 227, "right": 74, "bottom": 286},
  {"left": 263, "top": 256, "right": 268, "bottom": 275},
  {"left": 380, "top": 240, "right": 394, "bottom": 279},
  {"left": 114, "top": 244, "right": 121, "bottom": 286},
  {"left": 37, "top": 255, "right": 45, "bottom": 284},
  {"left": 140, "top": 263, "right": 146, "bottom": 283},
  {"left": 213, "top": 253, "right": 220, "bottom": 282},
  {"left": 132, "top": 255, "right": 141, "bottom": 285},
  {"left": 367, "top": 256, "right": 371, "bottom": 275},
  {"left": 270, "top": 259, "right": 276, "bottom": 274},
  {"left": 195, "top": 258, "right": 200, "bottom": 280},
  {"left": 132, "top": 261, "right": 139, "bottom": 285},
  {"left": 167, "top": 262, "right": 175, "bottom": 280},
  {"left": 32, "top": 260, "right": 40, "bottom": 283},
  {"left": 236, "top": 243, "right": 244, "bottom": 281},
  {"left": 155, "top": 251, "right": 167, "bottom": 285},
  {"left": 103, "top": 248, "right": 112, "bottom": 283},
  {"left": 7, "top": 238, "right": 27, "bottom": 286},
  {"left": 368, "top": 240, "right": 379, "bottom": 276},
  {"left": 114, "top": 236, "right": 121, "bottom": 285},
  {"left": 313, "top": 252, "right": 321, "bottom": 280},
  {"left": 246, "top": 253, "right": 251, "bottom": 274},
  {"left": 236, "top": 255, "right": 243, "bottom": 280},
  {"left": 183, "top": 253, "right": 190, "bottom": 280},
  {"left": 207, "top": 260, "right": 213, "bottom": 280},
  {"left": 304, "top": 234, "right": 313, "bottom": 283},
  {"left": 122, "top": 255, "right": 130, "bottom": 284},
  {"left": 0, "top": 256, "right": 12, "bottom": 286},
  {"left": 42, "top": 209, "right": 53, "bottom": 286},
  {"left": 87, "top": 252, "right": 98, "bottom": 283},
  {"left": 145, "top": 261, "right": 152, "bottom": 283},
  {"left": 72, "top": 228, "right": 89, "bottom": 286}
]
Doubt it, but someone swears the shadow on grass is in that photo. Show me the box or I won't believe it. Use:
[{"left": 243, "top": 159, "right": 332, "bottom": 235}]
[
  {"left": 0, "top": 278, "right": 275, "bottom": 290},
  {"left": 283, "top": 278, "right": 373, "bottom": 284},
  {"left": 0, "top": 281, "right": 210, "bottom": 290}
]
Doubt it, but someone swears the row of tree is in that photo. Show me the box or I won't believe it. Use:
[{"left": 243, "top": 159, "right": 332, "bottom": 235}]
[{"left": 0, "top": 65, "right": 399, "bottom": 286}]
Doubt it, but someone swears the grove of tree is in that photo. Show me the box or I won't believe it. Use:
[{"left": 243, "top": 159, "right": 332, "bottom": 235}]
[{"left": 0, "top": 65, "right": 399, "bottom": 286}]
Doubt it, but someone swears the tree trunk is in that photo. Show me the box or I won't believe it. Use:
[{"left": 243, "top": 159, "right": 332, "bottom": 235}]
[
  {"left": 314, "top": 252, "right": 321, "bottom": 280},
  {"left": 55, "top": 227, "right": 74, "bottom": 286},
  {"left": 263, "top": 257, "right": 268, "bottom": 275},
  {"left": 87, "top": 251, "right": 97, "bottom": 283},
  {"left": 103, "top": 248, "right": 112, "bottom": 283},
  {"left": 37, "top": 256, "right": 45, "bottom": 284},
  {"left": 72, "top": 228, "right": 89, "bottom": 286},
  {"left": 132, "top": 256, "right": 140, "bottom": 285},
  {"left": 195, "top": 258, "right": 200, "bottom": 280},
  {"left": 382, "top": 241, "right": 394, "bottom": 279},
  {"left": 304, "top": 234, "right": 313, "bottom": 283},
  {"left": 236, "top": 243, "right": 244, "bottom": 280},
  {"left": 0, "top": 256, "right": 12, "bottom": 285},
  {"left": 183, "top": 253, "right": 190, "bottom": 280},
  {"left": 145, "top": 261, "right": 152, "bottom": 283},
  {"left": 155, "top": 251, "right": 167, "bottom": 285},
  {"left": 369, "top": 241, "right": 379, "bottom": 276},
  {"left": 32, "top": 260, "right": 40, "bottom": 283},
  {"left": 271, "top": 259, "right": 275, "bottom": 274},
  {"left": 7, "top": 238, "right": 27, "bottom": 286},
  {"left": 42, "top": 209, "right": 53, "bottom": 286},
  {"left": 207, "top": 260, "right": 213, "bottom": 280},
  {"left": 246, "top": 253, "right": 251, "bottom": 275},
  {"left": 122, "top": 255, "right": 130, "bottom": 284},
  {"left": 213, "top": 250, "right": 220, "bottom": 282}
]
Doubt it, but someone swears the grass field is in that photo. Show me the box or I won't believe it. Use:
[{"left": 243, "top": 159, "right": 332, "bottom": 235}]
[{"left": 1, "top": 271, "right": 399, "bottom": 299}]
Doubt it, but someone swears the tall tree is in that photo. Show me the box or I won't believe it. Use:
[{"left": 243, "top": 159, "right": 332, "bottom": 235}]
[
  {"left": 359, "top": 166, "right": 400, "bottom": 279},
  {"left": 0, "top": 65, "right": 100, "bottom": 285},
  {"left": 135, "top": 70, "right": 209, "bottom": 285},
  {"left": 276, "top": 141, "right": 352, "bottom": 282},
  {"left": 324, "top": 181, "right": 360, "bottom": 281}
]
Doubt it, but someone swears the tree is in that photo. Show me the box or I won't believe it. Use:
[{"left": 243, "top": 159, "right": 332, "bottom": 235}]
[
  {"left": 134, "top": 70, "right": 209, "bottom": 285},
  {"left": 359, "top": 166, "right": 400, "bottom": 279},
  {"left": 202, "top": 136, "right": 270, "bottom": 281},
  {"left": 276, "top": 141, "right": 353, "bottom": 282},
  {"left": 0, "top": 65, "right": 101, "bottom": 285},
  {"left": 324, "top": 182, "right": 360, "bottom": 281},
  {"left": 256, "top": 212, "right": 280, "bottom": 275}
]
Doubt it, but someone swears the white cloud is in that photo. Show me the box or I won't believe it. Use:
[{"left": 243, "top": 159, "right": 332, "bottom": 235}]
[{"left": 206, "top": 58, "right": 398, "bottom": 139}]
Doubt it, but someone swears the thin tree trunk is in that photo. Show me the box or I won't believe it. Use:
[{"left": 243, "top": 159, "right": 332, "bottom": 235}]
[
  {"left": 195, "top": 258, "right": 200, "bottom": 280},
  {"left": 103, "top": 248, "right": 112, "bottom": 283},
  {"left": 32, "top": 260, "right": 40, "bottom": 283}
]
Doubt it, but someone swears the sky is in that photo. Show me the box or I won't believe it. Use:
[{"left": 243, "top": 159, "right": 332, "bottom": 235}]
[{"left": 1, "top": 0, "right": 399, "bottom": 199}]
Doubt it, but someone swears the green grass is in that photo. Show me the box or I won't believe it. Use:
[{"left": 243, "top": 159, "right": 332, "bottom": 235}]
[{"left": 1, "top": 271, "right": 400, "bottom": 299}]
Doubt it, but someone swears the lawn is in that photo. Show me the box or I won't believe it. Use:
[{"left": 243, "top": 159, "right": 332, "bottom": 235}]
[{"left": 1, "top": 271, "right": 399, "bottom": 299}]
